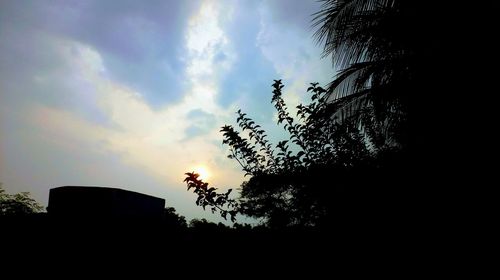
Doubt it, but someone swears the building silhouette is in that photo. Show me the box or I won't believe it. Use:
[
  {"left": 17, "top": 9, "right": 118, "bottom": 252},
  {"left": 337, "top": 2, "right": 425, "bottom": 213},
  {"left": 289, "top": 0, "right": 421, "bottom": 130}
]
[{"left": 47, "top": 186, "right": 165, "bottom": 223}]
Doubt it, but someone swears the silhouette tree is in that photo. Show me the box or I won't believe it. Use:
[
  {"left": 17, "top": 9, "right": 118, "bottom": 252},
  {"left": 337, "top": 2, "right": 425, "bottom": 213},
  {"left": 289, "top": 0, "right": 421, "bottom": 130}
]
[
  {"left": 311, "top": 0, "right": 447, "bottom": 148},
  {"left": 163, "top": 206, "right": 188, "bottom": 230},
  {"left": 186, "top": 80, "right": 389, "bottom": 228},
  {"left": 313, "top": 1, "right": 413, "bottom": 97},
  {"left": 0, "top": 183, "right": 44, "bottom": 216},
  {"left": 185, "top": 0, "right": 446, "bottom": 229},
  {"left": 311, "top": 1, "right": 492, "bottom": 208},
  {"left": 188, "top": 218, "right": 230, "bottom": 232}
]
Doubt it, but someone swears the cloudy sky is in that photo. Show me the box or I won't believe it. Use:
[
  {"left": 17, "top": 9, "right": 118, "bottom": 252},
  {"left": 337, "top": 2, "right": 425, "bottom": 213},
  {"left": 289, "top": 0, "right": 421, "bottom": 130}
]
[{"left": 0, "top": 0, "right": 332, "bottom": 223}]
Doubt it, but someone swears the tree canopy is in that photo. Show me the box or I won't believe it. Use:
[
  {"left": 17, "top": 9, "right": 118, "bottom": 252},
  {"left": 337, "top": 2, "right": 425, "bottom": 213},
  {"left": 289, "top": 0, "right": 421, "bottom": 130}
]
[
  {"left": 0, "top": 184, "right": 44, "bottom": 216},
  {"left": 186, "top": 79, "right": 404, "bottom": 228},
  {"left": 184, "top": 0, "right": 445, "bottom": 228}
]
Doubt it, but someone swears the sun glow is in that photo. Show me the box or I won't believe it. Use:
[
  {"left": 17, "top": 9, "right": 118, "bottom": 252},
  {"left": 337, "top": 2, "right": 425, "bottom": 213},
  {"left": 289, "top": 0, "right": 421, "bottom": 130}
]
[{"left": 193, "top": 166, "right": 211, "bottom": 181}]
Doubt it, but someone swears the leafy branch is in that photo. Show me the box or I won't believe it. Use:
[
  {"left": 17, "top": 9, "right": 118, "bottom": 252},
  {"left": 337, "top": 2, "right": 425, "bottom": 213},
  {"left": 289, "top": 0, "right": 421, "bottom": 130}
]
[
  {"left": 184, "top": 172, "right": 238, "bottom": 222},
  {"left": 186, "top": 80, "right": 378, "bottom": 226}
]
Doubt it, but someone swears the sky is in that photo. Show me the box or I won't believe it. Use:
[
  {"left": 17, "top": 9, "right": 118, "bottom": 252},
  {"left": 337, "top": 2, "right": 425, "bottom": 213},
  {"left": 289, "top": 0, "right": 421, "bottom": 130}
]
[{"left": 0, "top": 0, "right": 333, "bottom": 224}]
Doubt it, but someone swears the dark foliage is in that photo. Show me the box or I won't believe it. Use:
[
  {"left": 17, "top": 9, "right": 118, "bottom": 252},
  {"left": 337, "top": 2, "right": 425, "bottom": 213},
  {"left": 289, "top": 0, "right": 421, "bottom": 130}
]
[
  {"left": 184, "top": 172, "right": 239, "bottom": 222},
  {"left": 0, "top": 184, "right": 44, "bottom": 216},
  {"left": 185, "top": 0, "right": 488, "bottom": 227},
  {"left": 188, "top": 218, "right": 230, "bottom": 232},
  {"left": 182, "top": 1, "right": 457, "bottom": 229},
  {"left": 163, "top": 206, "right": 188, "bottom": 230},
  {"left": 311, "top": 0, "right": 417, "bottom": 149},
  {"left": 186, "top": 80, "right": 405, "bottom": 228}
]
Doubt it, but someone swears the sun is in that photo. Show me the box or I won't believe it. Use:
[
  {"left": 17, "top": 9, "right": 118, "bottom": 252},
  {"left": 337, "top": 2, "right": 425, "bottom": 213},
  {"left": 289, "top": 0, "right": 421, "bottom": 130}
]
[{"left": 193, "top": 166, "right": 210, "bottom": 181}]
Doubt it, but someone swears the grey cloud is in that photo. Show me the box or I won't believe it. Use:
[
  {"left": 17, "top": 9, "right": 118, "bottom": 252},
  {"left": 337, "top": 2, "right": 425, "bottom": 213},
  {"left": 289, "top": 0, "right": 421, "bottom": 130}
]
[
  {"left": 216, "top": 0, "right": 278, "bottom": 122},
  {"left": 0, "top": 0, "right": 201, "bottom": 109},
  {"left": 0, "top": 30, "right": 113, "bottom": 127},
  {"left": 60, "top": 0, "right": 201, "bottom": 107}
]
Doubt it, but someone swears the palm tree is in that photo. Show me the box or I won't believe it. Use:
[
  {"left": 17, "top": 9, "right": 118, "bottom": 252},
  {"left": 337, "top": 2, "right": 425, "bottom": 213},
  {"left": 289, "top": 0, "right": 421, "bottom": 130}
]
[{"left": 312, "top": 0, "right": 446, "bottom": 149}]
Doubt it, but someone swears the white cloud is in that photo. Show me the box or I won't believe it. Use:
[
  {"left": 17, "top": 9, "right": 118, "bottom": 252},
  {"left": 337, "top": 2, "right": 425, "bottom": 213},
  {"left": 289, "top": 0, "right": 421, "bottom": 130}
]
[{"left": 23, "top": 1, "right": 243, "bottom": 195}]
